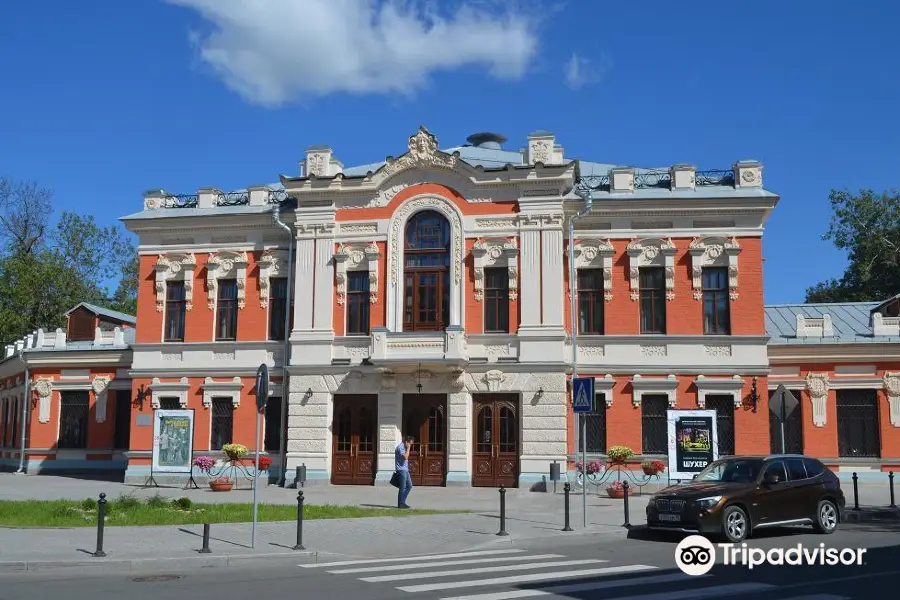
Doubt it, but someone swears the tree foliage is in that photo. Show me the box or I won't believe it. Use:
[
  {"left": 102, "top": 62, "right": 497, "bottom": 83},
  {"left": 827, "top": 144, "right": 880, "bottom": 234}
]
[
  {"left": 0, "top": 176, "right": 138, "bottom": 344},
  {"left": 805, "top": 189, "right": 900, "bottom": 303}
]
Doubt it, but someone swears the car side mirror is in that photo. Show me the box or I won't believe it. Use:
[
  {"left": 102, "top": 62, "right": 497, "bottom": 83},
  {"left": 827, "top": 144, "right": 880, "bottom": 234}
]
[{"left": 692, "top": 474, "right": 698, "bottom": 481}]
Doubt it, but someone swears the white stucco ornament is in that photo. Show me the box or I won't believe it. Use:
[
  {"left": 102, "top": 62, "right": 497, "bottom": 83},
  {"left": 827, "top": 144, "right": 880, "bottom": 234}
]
[
  {"left": 805, "top": 372, "right": 829, "bottom": 427},
  {"left": 380, "top": 127, "right": 459, "bottom": 178},
  {"left": 883, "top": 372, "right": 900, "bottom": 428},
  {"left": 93, "top": 376, "right": 111, "bottom": 423},
  {"left": 33, "top": 377, "right": 53, "bottom": 424}
]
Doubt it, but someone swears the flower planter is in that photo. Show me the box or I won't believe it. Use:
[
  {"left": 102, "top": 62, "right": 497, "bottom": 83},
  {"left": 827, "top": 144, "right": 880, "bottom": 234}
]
[
  {"left": 606, "top": 487, "right": 633, "bottom": 498},
  {"left": 642, "top": 467, "right": 660, "bottom": 476},
  {"left": 210, "top": 481, "right": 233, "bottom": 492}
]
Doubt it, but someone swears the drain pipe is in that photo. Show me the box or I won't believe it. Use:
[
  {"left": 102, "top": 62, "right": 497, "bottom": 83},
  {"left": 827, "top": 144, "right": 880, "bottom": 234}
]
[
  {"left": 568, "top": 186, "right": 593, "bottom": 526},
  {"left": 272, "top": 205, "right": 295, "bottom": 487},
  {"left": 15, "top": 349, "right": 30, "bottom": 474}
]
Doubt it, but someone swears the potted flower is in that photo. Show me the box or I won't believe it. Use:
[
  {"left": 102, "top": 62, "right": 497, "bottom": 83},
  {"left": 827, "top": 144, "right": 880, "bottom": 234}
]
[
  {"left": 256, "top": 456, "right": 272, "bottom": 472},
  {"left": 193, "top": 455, "right": 216, "bottom": 475},
  {"left": 641, "top": 460, "right": 666, "bottom": 476},
  {"left": 607, "top": 445, "right": 635, "bottom": 465},
  {"left": 606, "top": 480, "right": 632, "bottom": 498},
  {"left": 222, "top": 443, "right": 248, "bottom": 462},
  {"left": 210, "top": 476, "right": 233, "bottom": 492},
  {"left": 576, "top": 459, "right": 605, "bottom": 475}
]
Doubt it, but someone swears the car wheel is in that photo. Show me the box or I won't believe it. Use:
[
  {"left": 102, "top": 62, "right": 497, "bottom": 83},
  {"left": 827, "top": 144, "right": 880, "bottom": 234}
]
[
  {"left": 721, "top": 505, "right": 749, "bottom": 543},
  {"left": 813, "top": 499, "right": 839, "bottom": 534}
]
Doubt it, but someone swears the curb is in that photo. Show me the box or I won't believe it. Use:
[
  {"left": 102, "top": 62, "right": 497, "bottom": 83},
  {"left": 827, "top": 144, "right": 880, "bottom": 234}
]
[
  {"left": 0, "top": 550, "right": 318, "bottom": 574},
  {"left": 844, "top": 508, "right": 900, "bottom": 523}
]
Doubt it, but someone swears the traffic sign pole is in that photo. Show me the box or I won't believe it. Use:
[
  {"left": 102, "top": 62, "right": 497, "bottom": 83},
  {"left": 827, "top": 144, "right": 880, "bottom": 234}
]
[
  {"left": 252, "top": 364, "right": 269, "bottom": 549},
  {"left": 572, "top": 376, "right": 594, "bottom": 528}
]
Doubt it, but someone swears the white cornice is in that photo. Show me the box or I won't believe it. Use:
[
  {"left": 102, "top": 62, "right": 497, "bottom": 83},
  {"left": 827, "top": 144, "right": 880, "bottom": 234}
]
[
  {"left": 134, "top": 341, "right": 283, "bottom": 352},
  {"left": 768, "top": 377, "right": 885, "bottom": 390},
  {"left": 768, "top": 344, "right": 900, "bottom": 363},
  {"left": 575, "top": 335, "right": 768, "bottom": 345},
  {"left": 22, "top": 350, "right": 132, "bottom": 366}
]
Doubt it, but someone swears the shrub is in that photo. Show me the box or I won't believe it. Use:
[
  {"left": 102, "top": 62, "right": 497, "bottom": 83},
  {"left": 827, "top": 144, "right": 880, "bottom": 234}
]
[
  {"left": 146, "top": 493, "right": 168, "bottom": 508},
  {"left": 115, "top": 494, "right": 141, "bottom": 510},
  {"left": 80, "top": 497, "right": 97, "bottom": 511},
  {"left": 172, "top": 497, "right": 193, "bottom": 510}
]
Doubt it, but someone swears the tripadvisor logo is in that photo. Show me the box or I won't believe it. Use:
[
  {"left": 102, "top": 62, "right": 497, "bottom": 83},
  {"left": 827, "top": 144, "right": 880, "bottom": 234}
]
[{"left": 675, "top": 535, "right": 867, "bottom": 575}]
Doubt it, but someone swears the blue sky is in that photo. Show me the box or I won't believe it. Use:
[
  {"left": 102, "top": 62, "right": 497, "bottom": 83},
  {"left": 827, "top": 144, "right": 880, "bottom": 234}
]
[{"left": 1, "top": 0, "right": 898, "bottom": 304}]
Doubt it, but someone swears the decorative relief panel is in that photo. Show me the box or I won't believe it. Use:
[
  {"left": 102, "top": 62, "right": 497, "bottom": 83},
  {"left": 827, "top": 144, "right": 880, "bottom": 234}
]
[
  {"left": 381, "top": 127, "right": 460, "bottom": 179},
  {"left": 626, "top": 238, "right": 677, "bottom": 300},
  {"left": 92, "top": 376, "right": 111, "bottom": 424},
  {"left": 206, "top": 250, "right": 249, "bottom": 309},
  {"left": 154, "top": 253, "right": 197, "bottom": 312},
  {"left": 689, "top": 236, "right": 741, "bottom": 300},
  {"left": 883, "top": 372, "right": 900, "bottom": 428},
  {"left": 805, "top": 372, "right": 829, "bottom": 427},
  {"left": 33, "top": 377, "right": 53, "bottom": 423},
  {"left": 258, "top": 248, "right": 289, "bottom": 309},
  {"left": 334, "top": 242, "right": 380, "bottom": 305},
  {"left": 568, "top": 238, "right": 615, "bottom": 301},
  {"left": 339, "top": 222, "right": 379, "bottom": 234},
  {"left": 472, "top": 237, "right": 519, "bottom": 301}
]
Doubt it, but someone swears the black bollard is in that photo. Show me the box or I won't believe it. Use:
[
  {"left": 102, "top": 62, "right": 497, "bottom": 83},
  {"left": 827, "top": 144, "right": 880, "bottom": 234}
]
[
  {"left": 293, "top": 491, "right": 305, "bottom": 550},
  {"left": 852, "top": 472, "right": 859, "bottom": 510},
  {"left": 199, "top": 523, "right": 212, "bottom": 553},
  {"left": 93, "top": 493, "right": 107, "bottom": 557},
  {"left": 622, "top": 481, "right": 631, "bottom": 528},
  {"left": 562, "top": 482, "right": 573, "bottom": 532},
  {"left": 890, "top": 471, "right": 896, "bottom": 508},
  {"left": 496, "top": 486, "right": 509, "bottom": 536}
]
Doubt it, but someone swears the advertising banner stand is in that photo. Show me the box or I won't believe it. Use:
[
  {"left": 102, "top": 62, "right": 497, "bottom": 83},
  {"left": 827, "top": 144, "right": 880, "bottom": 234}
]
[
  {"left": 667, "top": 409, "right": 718, "bottom": 482},
  {"left": 149, "top": 409, "right": 196, "bottom": 487}
]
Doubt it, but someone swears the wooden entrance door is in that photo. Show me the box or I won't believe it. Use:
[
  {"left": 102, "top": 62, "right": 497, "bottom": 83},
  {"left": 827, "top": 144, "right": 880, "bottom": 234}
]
[
  {"left": 402, "top": 394, "right": 446, "bottom": 486},
  {"left": 331, "top": 395, "right": 377, "bottom": 485},
  {"left": 472, "top": 394, "right": 519, "bottom": 487}
]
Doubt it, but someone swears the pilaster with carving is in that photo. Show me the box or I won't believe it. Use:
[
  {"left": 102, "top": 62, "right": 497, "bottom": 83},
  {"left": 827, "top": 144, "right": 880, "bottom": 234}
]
[
  {"left": 627, "top": 238, "right": 677, "bottom": 300},
  {"left": 206, "top": 251, "right": 249, "bottom": 309},
  {"left": 472, "top": 237, "right": 519, "bottom": 301},
  {"left": 805, "top": 372, "right": 829, "bottom": 427},
  {"left": 689, "top": 236, "right": 741, "bottom": 300},
  {"left": 33, "top": 377, "right": 53, "bottom": 424},
  {"left": 92, "top": 376, "right": 111, "bottom": 423},
  {"left": 334, "top": 242, "right": 380, "bottom": 305},
  {"left": 154, "top": 253, "right": 197, "bottom": 312},
  {"left": 883, "top": 372, "right": 900, "bottom": 428},
  {"left": 567, "top": 238, "right": 615, "bottom": 301}
]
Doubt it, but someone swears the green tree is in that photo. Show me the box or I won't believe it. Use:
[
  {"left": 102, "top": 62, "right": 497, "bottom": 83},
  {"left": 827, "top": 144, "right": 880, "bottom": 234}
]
[
  {"left": 0, "top": 176, "right": 139, "bottom": 344},
  {"left": 805, "top": 189, "right": 900, "bottom": 303}
]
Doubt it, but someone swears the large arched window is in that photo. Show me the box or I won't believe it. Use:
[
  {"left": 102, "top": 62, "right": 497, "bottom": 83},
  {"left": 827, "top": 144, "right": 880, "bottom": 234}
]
[{"left": 403, "top": 210, "right": 451, "bottom": 330}]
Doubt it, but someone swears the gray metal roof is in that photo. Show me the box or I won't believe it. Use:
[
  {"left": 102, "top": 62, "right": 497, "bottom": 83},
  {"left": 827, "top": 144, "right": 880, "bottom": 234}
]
[
  {"left": 67, "top": 302, "right": 136, "bottom": 325},
  {"left": 765, "top": 301, "right": 900, "bottom": 344}
]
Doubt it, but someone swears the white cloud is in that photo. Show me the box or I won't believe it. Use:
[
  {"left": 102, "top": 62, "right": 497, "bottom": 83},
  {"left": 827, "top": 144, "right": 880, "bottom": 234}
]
[
  {"left": 168, "top": 0, "right": 541, "bottom": 107},
  {"left": 564, "top": 52, "right": 610, "bottom": 89}
]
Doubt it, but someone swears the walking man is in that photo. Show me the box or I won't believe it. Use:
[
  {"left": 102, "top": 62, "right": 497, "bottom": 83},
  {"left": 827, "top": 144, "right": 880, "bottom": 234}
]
[{"left": 395, "top": 435, "right": 414, "bottom": 509}]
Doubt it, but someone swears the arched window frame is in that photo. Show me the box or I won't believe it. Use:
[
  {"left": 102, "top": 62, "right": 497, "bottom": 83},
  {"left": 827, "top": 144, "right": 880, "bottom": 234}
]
[{"left": 387, "top": 195, "right": 464, "bottom": 332}]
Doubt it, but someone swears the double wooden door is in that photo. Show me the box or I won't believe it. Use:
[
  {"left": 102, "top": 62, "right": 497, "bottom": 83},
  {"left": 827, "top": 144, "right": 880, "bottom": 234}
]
[
  {"left": 331, "top": 395, "right": 377, "bottom": 485},
  {"left": 402, "top": 394, "right": 446, "bottom": 486},
  {"left": 472, "top": 394, "right": 519, "bottom": 487}
]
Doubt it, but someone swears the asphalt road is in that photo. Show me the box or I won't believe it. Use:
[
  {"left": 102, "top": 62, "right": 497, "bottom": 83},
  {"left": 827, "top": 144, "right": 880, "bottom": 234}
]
[{"left": 2, "top": 521, "right": 898, "bottom": 600}]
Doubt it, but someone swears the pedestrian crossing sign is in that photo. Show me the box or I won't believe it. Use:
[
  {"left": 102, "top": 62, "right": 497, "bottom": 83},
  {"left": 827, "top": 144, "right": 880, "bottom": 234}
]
[{"left": 572, "top": 377, "right": 594, "bottom": 413}]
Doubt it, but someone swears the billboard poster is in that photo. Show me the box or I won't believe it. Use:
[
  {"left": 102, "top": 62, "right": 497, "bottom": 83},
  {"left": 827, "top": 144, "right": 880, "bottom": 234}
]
[
  {"left": 667, "top": 409, "right": 718, "bottom": 481},
  {"left": 152, "top": 409, "right": 195, "bottom": 473}
]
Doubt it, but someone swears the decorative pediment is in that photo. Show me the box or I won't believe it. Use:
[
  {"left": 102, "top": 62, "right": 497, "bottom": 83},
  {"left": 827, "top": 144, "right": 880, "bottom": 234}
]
[
  {"left": 334, "top": 242, "right": 380, "bottom": 305},
  {"left": 380, "top": 127, "right": 460, "bottom": 179},
  {"left": 258, "top": 248, "right": 289, "bottom": 309},
  {"left": 472, "top": 237, "right": 519, "bottom": 301},
  {"left": 627, "top": 238, "right": 677, "bottom": 301},
  {"left": 154, "top": 252, "right": 197, "bottom": 312},
  {"left": 149, "top": 377, "right": 190, "bottom": 409},
  {"left": 694, "top": 375, "right": 745, "bottom": 409},
  {"left": 630, "top": 374, "right": 678, "bottom": 408},
  {"left": 689, "top": 236, "right": 741, "bottom": 300},
  {"left": 202, "top": 376, "right": 243, "bottom": 409},
  {"left": 568, "top": 238, "right": 615, "bottom": 301},
  {"left": 207, "top": 250, "right": 249, "bottom": 309}
]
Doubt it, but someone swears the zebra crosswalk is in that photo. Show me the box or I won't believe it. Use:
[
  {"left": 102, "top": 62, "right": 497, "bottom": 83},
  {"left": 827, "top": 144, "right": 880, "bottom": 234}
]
[{"left": 298, "top": 548, "right": 852, "bottom": 600}]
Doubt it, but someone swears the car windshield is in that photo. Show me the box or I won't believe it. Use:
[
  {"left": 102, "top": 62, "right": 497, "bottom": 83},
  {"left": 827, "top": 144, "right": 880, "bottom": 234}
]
[{"left": 695, "top": 458, "right": 764, "bottom": 483}]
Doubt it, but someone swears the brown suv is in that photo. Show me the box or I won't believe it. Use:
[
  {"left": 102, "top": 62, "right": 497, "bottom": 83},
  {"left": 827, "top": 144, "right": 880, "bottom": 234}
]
[{"left": 645, "top": 454, "right": 845, "bottom": 543}]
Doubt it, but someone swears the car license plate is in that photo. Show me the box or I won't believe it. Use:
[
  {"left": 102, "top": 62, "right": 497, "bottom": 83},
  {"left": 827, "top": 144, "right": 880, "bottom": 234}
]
[{"left": 658, "top": 514, "right": 681, "bottom": 522}]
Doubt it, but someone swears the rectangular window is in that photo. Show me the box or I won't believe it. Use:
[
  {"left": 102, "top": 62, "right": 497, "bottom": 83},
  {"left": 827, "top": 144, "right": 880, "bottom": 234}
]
[
  {"left": 211, "top": 398, "right": 234, "bottom": 450},
  {"left": 584, "top": 394, "right": 607, "bottom": 453},
  {"left": 164, "top": 281, "right": 186, "bottom": 342},
  {"left": 836, "top": 389, "right": 880, "bottom": 458},
  {"left": 10, "top": 400, "right": 19, "bottom": 449},
  {"left": 639, "top": 267, "right": 666, "bottom": 334},
  {"left": 705, "top": 394, "right": 735, "bottom": 456},
  {"left": 702, "top": 267, "right": 731, "bottom": 334},
  {"left": 113, "top": 390, "right": 132, "bottom": 449},
  {"left": 264, "top": 396, "right": 283, "bottom": 452},
  {"left": 215, "top": 279, "right": 238, "bottom": 341},
  {"left": 483, "top": 267, "right": 509, "bottom": 333},
  {"left": 641, "top": 394, "right": 668, "bottom": 454},
  {"left": 346, "top": 272, "right": 371, "bottom": 335},
  {"left": 268, "top": 277, "right": 288, "bottom": 341},
  {"left": 158, "top": 397, "right": 180, "bottom": 410},
  {"left": 577, "top": 269, "right": 604, "bottom": 334},
  {"left": 58, "top": 391, "right": 90, "bottom": 449}
]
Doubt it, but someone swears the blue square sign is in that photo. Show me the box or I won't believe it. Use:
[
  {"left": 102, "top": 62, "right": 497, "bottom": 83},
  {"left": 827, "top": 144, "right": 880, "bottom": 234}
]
[{"left": 572, "top": 377, "right": 595, "bottom": 413}]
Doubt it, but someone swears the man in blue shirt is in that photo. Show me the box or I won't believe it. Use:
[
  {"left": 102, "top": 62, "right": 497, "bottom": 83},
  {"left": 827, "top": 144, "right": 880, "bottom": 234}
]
[{"left": 395, "top": 435, "right": 414, "bottom": 508}]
